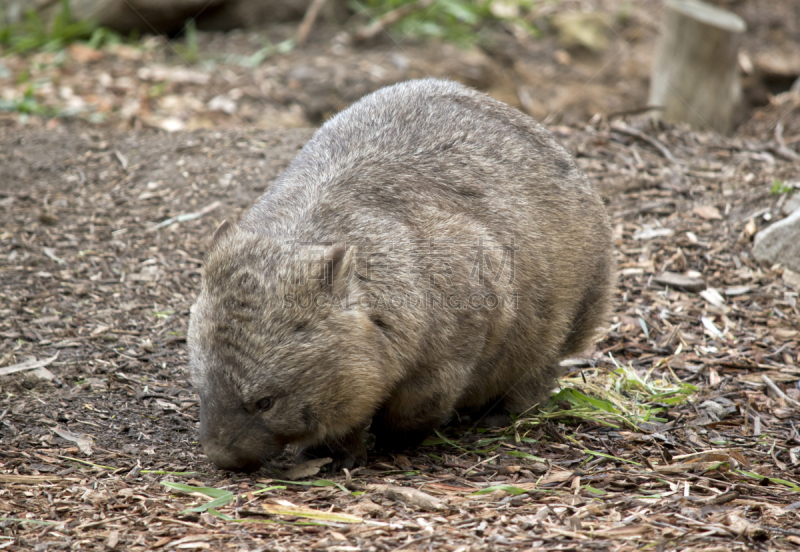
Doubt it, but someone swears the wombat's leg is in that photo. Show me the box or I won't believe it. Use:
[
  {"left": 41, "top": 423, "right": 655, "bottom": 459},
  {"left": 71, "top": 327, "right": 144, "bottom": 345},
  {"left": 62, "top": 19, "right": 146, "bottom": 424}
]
[
  {"left": 370, "top": 399, "right": 455, "bottom": 453},
  {"left": 560, "top": 264, "right": 613, "bottom": 358},
  {"left": 369, "top": 415, "right": 437, "bottom": 453},
  {"left": 453, "top": 399, "right": 513, "bottom": 429},
  {"left": 370, "top": 365, "right": 465, "bottom": 452},
  {"left": 502, "top": 362, "right": 561, "bottom": 417},
  {"left": 299, "top": 426, "right": 368, "bottom": 471}
]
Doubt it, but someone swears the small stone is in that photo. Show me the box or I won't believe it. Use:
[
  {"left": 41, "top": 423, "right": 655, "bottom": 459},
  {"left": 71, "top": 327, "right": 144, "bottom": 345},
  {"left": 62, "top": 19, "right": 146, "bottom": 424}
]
[
  {"left": 38, "top": 212, "right": 58, "bottom": 225},
  {"left": 693, "top": 205, "right": 723, "bottom": 220},
  {"left": 141, "top": 338, "right": 155, "bottom": 353},
  {"left": 782, "top": 192, "right": 800, "bottom": 216},
  {"left": 753, "top": 208, "right": 800, "bottom": 273}
]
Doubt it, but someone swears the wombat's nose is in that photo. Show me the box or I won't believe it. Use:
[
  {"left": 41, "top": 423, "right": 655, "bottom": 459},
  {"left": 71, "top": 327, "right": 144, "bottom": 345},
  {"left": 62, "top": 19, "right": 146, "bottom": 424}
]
[{"left": 202, "top": 444, "right": 262, "bottom": 472}]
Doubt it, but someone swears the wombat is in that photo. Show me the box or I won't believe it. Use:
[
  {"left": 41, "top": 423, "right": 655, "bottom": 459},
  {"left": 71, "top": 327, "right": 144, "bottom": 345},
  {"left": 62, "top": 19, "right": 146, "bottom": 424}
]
[{"left": 188, "top": 79, "right": 614, "bottom": 472}]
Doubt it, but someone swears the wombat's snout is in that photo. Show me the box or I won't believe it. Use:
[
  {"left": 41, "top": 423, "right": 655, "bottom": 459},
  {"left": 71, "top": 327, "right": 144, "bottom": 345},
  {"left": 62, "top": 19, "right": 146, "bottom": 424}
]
[
  {"left": 200, "top": 440, "right": 263, "bottom": 472},
  {"left": 198, "top": 410, "right": 283, "bottom": 472}
]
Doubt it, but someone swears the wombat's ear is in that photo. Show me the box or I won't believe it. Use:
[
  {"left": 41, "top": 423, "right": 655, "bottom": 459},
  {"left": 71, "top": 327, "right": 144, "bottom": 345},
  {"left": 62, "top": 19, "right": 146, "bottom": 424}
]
[
  {"left": 328, "top": 244, "right": 354, "bottom": 297},
  {"left": 329, "top": 245, "right": 346, "bottom": 279},
  {"left": 211, "top": 220, "right": 234, "bottom": 248}
]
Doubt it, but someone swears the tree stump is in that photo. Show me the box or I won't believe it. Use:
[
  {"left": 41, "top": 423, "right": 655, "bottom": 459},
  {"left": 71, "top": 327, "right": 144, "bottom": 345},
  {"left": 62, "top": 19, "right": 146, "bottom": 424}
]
[{"left": 648, "top": 0, "right": 747, "bottom": 135}]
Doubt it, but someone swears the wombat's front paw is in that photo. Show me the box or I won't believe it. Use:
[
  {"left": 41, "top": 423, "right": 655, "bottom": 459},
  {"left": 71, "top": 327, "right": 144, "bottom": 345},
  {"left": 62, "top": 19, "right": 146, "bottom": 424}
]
[
  {"left": 370, "top": 426, "right": 433, "bottom": 454},
  {"left": 453, "top": 402, "right": 513, "bottom": 428},
  {"left": 369, "top": 411, "right": 443, "bottom": 453},
  {"left": 300, "top": 429, "right": 367, "bottom": 471}
]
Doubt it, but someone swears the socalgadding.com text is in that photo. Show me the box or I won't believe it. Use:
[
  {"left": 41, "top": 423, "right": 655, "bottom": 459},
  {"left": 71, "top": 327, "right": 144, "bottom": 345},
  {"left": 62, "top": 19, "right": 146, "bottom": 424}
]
[
  {"left": 283, "top": 291, "right": 520, "bottom": 311},
  {"left": 279, "top": 238, "right": 520, "bottom": 310}
]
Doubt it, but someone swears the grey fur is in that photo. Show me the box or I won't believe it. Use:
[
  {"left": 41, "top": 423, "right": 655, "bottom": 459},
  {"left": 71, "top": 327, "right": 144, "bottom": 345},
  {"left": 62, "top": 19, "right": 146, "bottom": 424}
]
[{"left": 187, "top": 79, "right": 614, "bottom": 471}]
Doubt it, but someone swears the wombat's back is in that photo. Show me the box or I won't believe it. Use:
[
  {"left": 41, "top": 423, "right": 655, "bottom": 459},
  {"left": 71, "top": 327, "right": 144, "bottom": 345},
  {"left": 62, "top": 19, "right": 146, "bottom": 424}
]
[{"left": 241, "top": 79, "right": 598, "bottom": 245}]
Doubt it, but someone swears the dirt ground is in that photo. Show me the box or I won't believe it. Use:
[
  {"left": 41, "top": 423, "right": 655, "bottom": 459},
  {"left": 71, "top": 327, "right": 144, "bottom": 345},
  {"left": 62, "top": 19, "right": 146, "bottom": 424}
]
[{"left": 2, "top": 1, "right": 800, "bottom": 550}]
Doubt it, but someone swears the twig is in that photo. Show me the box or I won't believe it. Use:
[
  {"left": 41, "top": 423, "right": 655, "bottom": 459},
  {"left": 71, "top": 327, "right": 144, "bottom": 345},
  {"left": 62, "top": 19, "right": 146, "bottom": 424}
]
[
  {"left": 393, "top": 534, "right": 437, "bottom": 550},
  {"left": 636, "top": 451, "right": 656, "bottom": 471},
  {"left": 461, "top": 454, "right": 499, "bottom": 476},
  {"left": 606, "top": 105, "right": 664, "bottom": 119},
  {"left": 43, "top": 247, "right": 66, "bottom": 264},
  {"left": 149, "top": 201, "right": 221, "bottom": 232},
  {"left": 0, "top": 353, "right": 59, "bottom": 377},
  {"left": 762, "top": 374, "right": 800, "bottom": 410},
  {"left": 697, "top": 490, "right": 739, "bottom": 506},
  {"left": 74, "top": 515, "right": 131, "bottom": 531},
  {"left": 763, "top": 526, "right": 800, "bottom": 538},
  {"left": 610, "top": 121, "right": 677, "bottom": 163},
  {"left": 114, "top": 150, "right": 129, "bottom": 170},
  {"left": 296, "top": 0, "right": 329, "bottom": 45},
  {"left": 179, "top": 400, "right": 199, "bottom": 413},
  {"left": 771, "top": 119, "right": 800, "bottom": 162},
  {"left": 352, "top": 0, "right": 436, "bottom": 43}
]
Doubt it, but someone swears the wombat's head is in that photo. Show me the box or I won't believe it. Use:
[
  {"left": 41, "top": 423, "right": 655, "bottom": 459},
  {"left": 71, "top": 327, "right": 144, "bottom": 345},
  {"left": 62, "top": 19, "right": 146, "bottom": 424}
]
[{"left": 188, "top": 221, "right": 389, "bottom": 471}]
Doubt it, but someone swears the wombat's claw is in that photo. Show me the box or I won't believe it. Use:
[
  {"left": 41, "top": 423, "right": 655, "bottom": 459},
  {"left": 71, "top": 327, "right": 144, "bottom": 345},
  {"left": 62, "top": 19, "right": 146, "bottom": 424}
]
[
  {"left": 300, "top": 445, "right": 365, "bottom": 472},
  {"left": 300, "top": 428, "right": 368, "bottom": 471},
  {"left": 329, "top": 452, "right": 361, "bottom": 472}
]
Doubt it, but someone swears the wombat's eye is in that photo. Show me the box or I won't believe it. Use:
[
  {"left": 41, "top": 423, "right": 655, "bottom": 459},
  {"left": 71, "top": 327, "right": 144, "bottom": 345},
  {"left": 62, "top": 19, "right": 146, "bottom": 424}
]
[
  {"left": 256, "top": 397, "right": 274, "bottom": 411},
  {"left": 370, "top": 316, "right": 390, "bottom": 332}
]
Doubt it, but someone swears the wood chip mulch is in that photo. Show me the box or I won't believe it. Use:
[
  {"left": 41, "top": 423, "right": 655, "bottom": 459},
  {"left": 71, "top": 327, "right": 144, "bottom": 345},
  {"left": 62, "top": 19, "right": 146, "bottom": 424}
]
[{"left": 1, "top": 93, "right": 799, "bottom": 551}]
